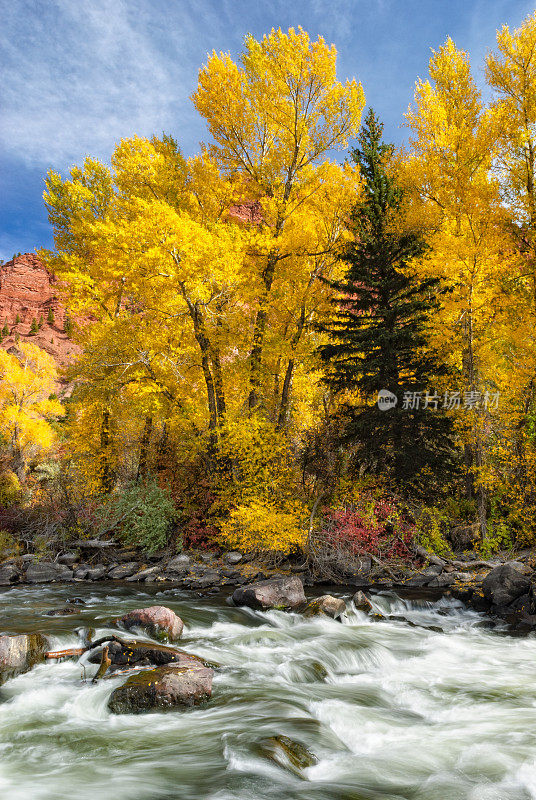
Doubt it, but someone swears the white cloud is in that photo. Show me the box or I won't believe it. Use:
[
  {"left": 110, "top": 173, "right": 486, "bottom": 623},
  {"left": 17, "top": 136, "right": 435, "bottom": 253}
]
[{"left": 0, "top": 0, "right": 209, "bottom": 170}]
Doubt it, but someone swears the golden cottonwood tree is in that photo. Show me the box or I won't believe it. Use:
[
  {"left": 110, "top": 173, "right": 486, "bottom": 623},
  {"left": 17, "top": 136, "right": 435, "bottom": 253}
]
[
  {"left": 193, "top": 26, "right": 365, "bottom": 417},
  {"left": 0, "top": 343, "right": 63, "bottom": 477},
  {"left": 42, "top": 27, "right": 365, "bottom": 502},
  {"left": 406, "top": 38, "right": 510, "bottom": 532}
]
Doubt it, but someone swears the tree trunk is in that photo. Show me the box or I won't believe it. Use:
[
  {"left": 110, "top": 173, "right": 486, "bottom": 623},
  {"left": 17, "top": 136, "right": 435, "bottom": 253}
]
[
  {"left": 137, "top": 415, "right": 153, "bottom": 481},
  {"left": 100, "top": 408, "right": 114, "bottom": 492}
]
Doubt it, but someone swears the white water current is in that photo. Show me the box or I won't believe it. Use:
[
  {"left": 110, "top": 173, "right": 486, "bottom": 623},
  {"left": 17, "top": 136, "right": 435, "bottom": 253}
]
[{"left": 1, "top": 583, "right": 535, "bottom": 799}]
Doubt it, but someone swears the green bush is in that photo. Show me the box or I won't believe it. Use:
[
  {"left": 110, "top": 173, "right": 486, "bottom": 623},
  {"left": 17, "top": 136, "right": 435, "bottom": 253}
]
[{"left": 96, "top": 480, "right": 178, "bottom": 554}]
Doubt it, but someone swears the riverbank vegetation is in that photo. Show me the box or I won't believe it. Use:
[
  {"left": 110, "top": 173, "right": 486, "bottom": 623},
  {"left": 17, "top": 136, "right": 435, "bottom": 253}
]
[{"left": 2, "top": 18, "right": 536, "bottom": 571}]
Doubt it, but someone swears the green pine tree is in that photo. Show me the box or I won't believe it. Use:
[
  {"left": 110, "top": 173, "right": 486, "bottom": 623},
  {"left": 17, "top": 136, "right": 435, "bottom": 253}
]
[
  {"left": 319, "top": 109, "right": 455, "bottom": 487},
  {"left": 30, "top": 318, "right": 39, "bottom": 335},
  {"left": 64, "top": 314, "right": 73, "bottom": 336},
  {"left": 1, "top": 325, "right": 7, "bottom": 337},
  {"left": 47, "top": 307, "right": 54, "bottom": 325},
  {"left": 15, "top": 314, "right": 21, "bottom": 325}
]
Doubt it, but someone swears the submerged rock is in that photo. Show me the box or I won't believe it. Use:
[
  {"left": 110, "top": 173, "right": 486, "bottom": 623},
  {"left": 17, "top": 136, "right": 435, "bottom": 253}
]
[
  {"left": 232, "top": 576, "right": 306, "bottom": 611},
  {"left": 0, "top": 633, "right": 49, "bottom": 684},
  {"left": 45, "top": 606, "right": 79, "bottom": 616},
  {"left": 256, "top": 735, "right": 317, "bottom": 776},
  {"left": 116, "top": 605, "right": 184, "bottom": 641},
  {"left": 108, "top": 664, "right": 213, "bottom": 714},
  {"left": 304, "top": 595, "right": 346, "bottom": 619}
]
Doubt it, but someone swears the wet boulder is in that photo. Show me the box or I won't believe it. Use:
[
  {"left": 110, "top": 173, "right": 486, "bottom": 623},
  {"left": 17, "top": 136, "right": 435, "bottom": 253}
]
[
  {"left": 352, "top": 590, "right": 372, "bottom": 611},
  {"left": 87, "top": 639, "right": 203, "bottom": 670},
  {"left": 108, "top": 664, "right": 213, "bottom": 714},
  {"left": 304, "top": 595, "right": 346, "bottom": 619},
  {"left": 25, "top": 561, "right": 73, "bottom": 583},
  {"left": 232, "top": 576, "right": 306, "bottom": 611},
  {"left": 116, "top": 605, "right": 183, "bottom": 641},
  {"left": 0, "top": 633, "right": 49, "bottom": 684},
  {"left": 482, "top": 562, "right": 531, "bottom": 608}
]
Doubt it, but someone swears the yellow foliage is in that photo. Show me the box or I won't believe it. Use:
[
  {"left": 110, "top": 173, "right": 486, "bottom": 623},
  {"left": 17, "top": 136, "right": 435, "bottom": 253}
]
[
  {"left": 220, "top": 499, "right": 307, "bottom": 555},
  {"left": 0, "top": 342, "right": 63, "bottom": 473},
  {"left": 0, "top": 471, "right": 22, "bottom": 508}
]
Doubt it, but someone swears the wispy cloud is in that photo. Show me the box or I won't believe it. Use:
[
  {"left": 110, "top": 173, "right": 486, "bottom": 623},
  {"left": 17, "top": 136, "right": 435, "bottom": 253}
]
[{"left": 0, "top": 0, "right": 215, "bottom": 170}]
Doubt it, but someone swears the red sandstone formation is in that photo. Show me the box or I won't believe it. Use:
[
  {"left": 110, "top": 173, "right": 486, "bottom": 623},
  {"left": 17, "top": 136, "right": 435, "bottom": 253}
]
[
  {"left": 227, "top": 200, "right": 263, "bottom": 225},
  {"left": 0, "top": 253, "right": 80, "bottom": 371}
]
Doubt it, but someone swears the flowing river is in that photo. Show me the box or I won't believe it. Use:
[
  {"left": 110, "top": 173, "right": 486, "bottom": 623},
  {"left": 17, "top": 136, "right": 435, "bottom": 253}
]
[{"left": 1, "top": 583, "right": 536, "bottom": 800}]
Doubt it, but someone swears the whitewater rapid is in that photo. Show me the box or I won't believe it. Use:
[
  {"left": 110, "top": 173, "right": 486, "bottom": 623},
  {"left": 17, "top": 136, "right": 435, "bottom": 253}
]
[{"left": 0, "top": 583, "right": 535, "bottom": 800}]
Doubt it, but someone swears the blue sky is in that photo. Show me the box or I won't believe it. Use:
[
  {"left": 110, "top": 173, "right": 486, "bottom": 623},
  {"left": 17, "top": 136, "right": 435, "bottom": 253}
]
[{"left": 1, "top": 0, "right": 535, "bottom": 261}]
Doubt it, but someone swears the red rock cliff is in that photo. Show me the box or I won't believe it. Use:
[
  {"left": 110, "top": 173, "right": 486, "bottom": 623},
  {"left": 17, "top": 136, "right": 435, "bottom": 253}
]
[{"left": 0, "top": 253, "right": 79, "bottom": 369}]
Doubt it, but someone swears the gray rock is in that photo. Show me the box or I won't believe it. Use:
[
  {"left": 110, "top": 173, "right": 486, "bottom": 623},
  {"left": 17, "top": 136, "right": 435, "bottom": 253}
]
[
  {"left": 428, "top": 572, "right": 457, "bottom": 588},
  {"left": 74, "top": 567, "right": 90, "bottom": 579},
  {"left": 482, "top": 562, "right": 532, "bottom": 607},
  {"left": 116, "top": 605, "right": 184, "bottom": 641},
  {"left": 108, "top": 562, "right": 139, "bottom": 579},
  {"left": 222, "top": 568, "right": 240, "bottom": 579},
  {"left": 125, "top": 565, "right": 161, "bottom": 582},
  {"left": 304, "top": 595, "right": 346, "bottom": 619},
  {"left": 0, "top": 633, "right": 49, "bottom": 684},
  {"left": 108, "top": 664, "right": 213, "bottom": 714},
  {"left": 232, "top": 576, "right": 306, "bottom": 611},
  {"left": 58, "top": 553, "right": 78, "bottom": 566},
  {"left": 0, "top": 564, "right": 20, "bottom": 585},
  {"left": 224, "top": 551, "right": 243, "bottom": 565},
  {"left": 167, "top": 554, "right": 191, "bottom": 573},
  {"left": 86, "top": 565, "right": 107, "bottom": 580},
  {"left": 25, "top": 561, "right": 73, "bottom": 583}
]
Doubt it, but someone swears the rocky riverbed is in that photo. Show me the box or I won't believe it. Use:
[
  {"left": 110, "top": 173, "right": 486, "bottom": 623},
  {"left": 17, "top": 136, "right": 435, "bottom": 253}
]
[{"left": 2, "top": 543, "right": 536, "bottom": 631}]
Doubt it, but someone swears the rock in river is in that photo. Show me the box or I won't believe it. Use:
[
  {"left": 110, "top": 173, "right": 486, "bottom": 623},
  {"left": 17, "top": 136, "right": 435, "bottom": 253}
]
[
  {"left": 87, "top": 640, "right": 204, "bottom": 670},
  {"left": 482, "top": 562, "right": 532, "bottom": 608},
  {"left": 0, "top": 633, "right": 49, "bottom": 684},
  {"left": 304, "top": 595, "right": 346, "bottom": 619},
  {"left": 108, "top": 664, "right": 213, "bottom": 714},
  {"left": 232, "top": 576, "right": 306, "bottom": 611},
  {"left": 116, "top": 605, "right": 184, "bottom": 641}
]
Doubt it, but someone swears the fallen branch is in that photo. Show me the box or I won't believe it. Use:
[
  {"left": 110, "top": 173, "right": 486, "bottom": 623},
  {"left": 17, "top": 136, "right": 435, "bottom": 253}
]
[
  {"left": 45, "top": 647, "right": 86, "bottom": 659},
  {"left": 412, "top": 543, "right": 496, "bottom": 571},
  {"left": 92, "top": 646, "right": 111, "bottom": 683}
]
